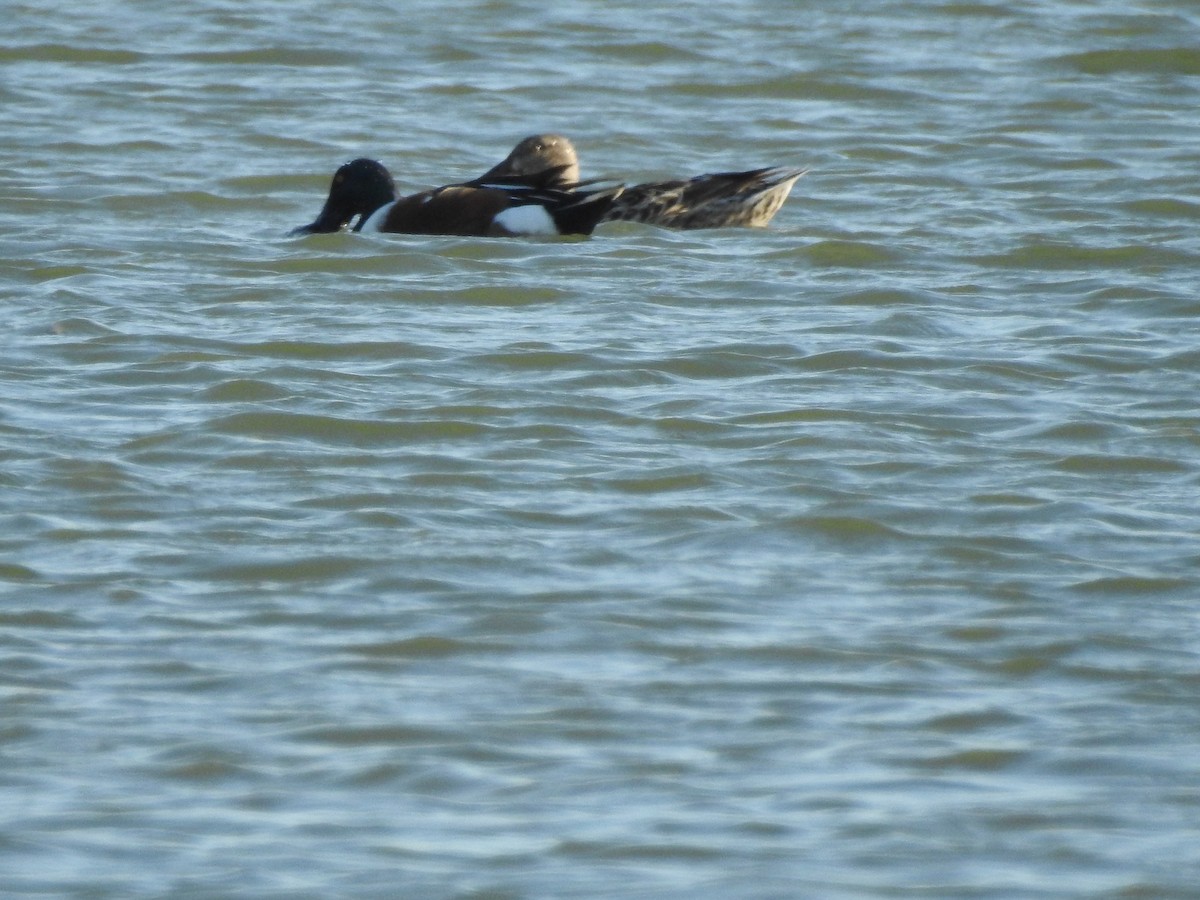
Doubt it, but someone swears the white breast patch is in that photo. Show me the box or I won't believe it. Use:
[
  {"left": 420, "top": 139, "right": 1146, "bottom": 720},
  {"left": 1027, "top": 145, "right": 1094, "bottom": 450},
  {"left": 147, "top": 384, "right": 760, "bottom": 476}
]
[
  {"left": 360, "top": 201, "right": 397, "bottom": 232},
  {"left": 492, "top": 204, "right": 557, "bottom": 236}
]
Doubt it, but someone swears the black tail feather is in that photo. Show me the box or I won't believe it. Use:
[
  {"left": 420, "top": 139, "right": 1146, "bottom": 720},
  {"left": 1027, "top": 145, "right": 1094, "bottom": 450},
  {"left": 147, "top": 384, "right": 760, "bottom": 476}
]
[{"left": 546, "top": 187, "right": 625, "bottom": 236}]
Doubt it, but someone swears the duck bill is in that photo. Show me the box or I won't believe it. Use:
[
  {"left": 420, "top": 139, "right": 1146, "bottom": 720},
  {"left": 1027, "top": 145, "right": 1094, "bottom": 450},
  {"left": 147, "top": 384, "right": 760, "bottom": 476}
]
[
  {"left": 473, "top": 161, "right": 576, "bottom": 190},
  {"left": 289, "top": 201, "right": 349, "bottom": 235},
  {"left": 477, "top": 158, "right": 516, "bottom": 182}
]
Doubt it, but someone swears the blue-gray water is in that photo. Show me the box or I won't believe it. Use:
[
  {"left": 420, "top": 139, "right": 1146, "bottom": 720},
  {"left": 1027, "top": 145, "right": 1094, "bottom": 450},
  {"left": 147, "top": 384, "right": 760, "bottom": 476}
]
[{"left": 4, "top": 1, "right": 1200, "bottom": 896}]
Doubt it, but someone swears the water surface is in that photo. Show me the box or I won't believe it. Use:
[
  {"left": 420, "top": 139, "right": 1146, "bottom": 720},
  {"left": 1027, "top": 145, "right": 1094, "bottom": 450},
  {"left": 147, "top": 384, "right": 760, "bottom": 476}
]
[{"left": 3, "top": 1, "right": 1200, "bottom": 896}]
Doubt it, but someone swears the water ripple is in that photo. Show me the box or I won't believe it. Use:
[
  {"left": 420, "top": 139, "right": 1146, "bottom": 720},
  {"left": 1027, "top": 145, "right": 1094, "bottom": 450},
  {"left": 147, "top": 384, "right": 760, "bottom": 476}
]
[{"left": 5, "top": 0, "right": 1200, "bottom": 896}]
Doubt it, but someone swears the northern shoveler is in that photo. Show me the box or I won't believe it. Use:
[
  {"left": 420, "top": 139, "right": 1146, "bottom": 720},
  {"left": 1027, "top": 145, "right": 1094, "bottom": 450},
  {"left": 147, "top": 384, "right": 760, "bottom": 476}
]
[
  {"left": 477, "top": 134, "right": 807, "bottom": 229},
  {"left": 291, "top": 157, "right": 622, "bottom": 238}
]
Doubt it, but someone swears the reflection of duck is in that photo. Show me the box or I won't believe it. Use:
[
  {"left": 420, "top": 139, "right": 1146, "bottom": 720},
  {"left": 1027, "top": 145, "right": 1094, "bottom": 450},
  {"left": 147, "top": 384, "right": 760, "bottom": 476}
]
[
  {"left": 292, "top": 158, "right": 622, "bottom": 237},
  {"left": 477, "top": 134, "right": 807, "bottom": 229}
]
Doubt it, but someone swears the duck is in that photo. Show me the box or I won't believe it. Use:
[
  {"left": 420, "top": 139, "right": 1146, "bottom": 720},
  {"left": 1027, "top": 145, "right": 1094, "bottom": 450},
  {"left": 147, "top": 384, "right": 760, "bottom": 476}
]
[
  {"left": 476, "top": 134, "right": 807, "bottom": 229},
  {"left": 291, "top": 157, "right": 622, "bottom": 238}
]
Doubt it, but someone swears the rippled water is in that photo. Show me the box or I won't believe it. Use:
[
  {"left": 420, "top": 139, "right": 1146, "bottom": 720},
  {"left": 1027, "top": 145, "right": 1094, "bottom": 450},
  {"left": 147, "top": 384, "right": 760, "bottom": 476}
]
[{"left": 4, "top": 1, "right": 1200, "bottom": 896}]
